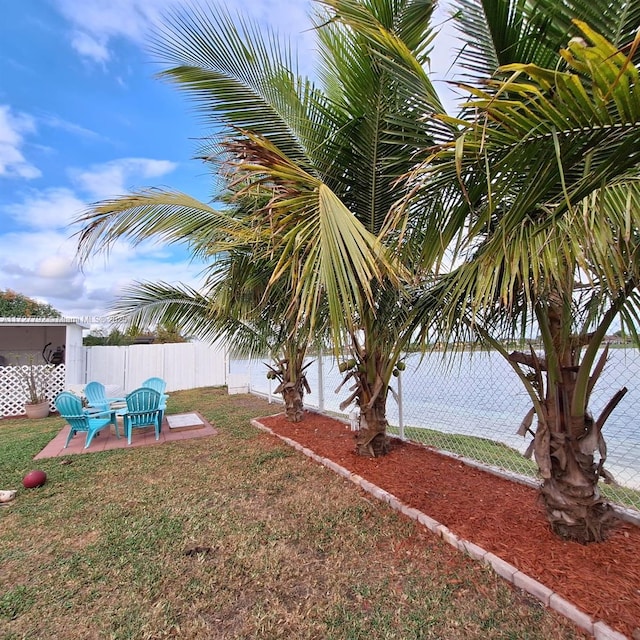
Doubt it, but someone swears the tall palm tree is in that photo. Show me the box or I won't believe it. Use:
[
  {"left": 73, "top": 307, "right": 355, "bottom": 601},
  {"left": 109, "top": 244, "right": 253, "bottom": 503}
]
[
  {"left": 76, "top": 0, "right": 448, "bottom": 455},
  {"left": 197, "top": 0, "right": 448, "bottom": 455},
  {"left": 407, "top": 15, "right": 640, "bottom": 543}
]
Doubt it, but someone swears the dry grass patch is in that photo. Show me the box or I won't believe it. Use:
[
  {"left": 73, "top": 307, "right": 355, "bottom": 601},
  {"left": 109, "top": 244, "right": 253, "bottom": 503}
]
[{"left": 0, "top": 388, "right": 585, "bottom": 639}]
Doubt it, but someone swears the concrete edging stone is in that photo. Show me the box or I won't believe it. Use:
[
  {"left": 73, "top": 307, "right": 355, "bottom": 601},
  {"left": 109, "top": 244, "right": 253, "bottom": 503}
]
[{"left": 250, "top": 417, "right": 630, "bottom": 640}]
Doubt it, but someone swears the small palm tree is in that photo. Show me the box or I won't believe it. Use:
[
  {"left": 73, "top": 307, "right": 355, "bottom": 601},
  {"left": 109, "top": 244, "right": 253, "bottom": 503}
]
[{"left": 76, "top": 191, "right": 320, "bottom": 422}]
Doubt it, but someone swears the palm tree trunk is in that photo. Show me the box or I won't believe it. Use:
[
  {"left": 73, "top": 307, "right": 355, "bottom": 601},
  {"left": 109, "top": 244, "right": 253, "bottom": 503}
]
[
  {"left": 272, "top": 348, "right": 310, "bottom": 423},
  {"left": 281, "top": 382, "right": 305, "bottom": 423},
  {"left": 355, "top": 392, "right": 390, "bottom": 457},
  {"left": 536, "top": 295, "right": 613, "bottom": 543},
  {"left": 538, "top": 392, "right": 613, "bottom": 543}
]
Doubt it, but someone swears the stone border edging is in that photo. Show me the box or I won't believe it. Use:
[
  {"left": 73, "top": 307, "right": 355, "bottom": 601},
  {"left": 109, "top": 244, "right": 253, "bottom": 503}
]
[{"left": 251, "top": 418, "right": 629, "bottom": 640}]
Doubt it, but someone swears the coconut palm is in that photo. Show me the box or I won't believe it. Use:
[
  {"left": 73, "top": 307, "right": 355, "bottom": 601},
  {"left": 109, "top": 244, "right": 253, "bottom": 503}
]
[
  {"left": 75, "top": 0, "right": 448, "bottom": 455},
  {"left": 407, "top": 14, "right": 640, "bottom": 543},
  {"left": 194, "top": 0, "right": 448, "bottom": 455},
  {"left": 76, "top": 190, "right": 320, "bottom": 422},
  {"left": 203, "top": 243, "right": 322, "bottom": 422}
]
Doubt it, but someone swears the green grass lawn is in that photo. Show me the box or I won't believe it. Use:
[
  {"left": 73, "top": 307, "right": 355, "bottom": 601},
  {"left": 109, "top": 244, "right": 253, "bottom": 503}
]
[{"left": 0, "top": 388, "right": 584, "bottom": 639}]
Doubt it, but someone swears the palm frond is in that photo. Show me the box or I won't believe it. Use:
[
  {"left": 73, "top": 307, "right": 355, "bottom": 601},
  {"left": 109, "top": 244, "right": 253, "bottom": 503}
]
[
  {"left": 407, "top": 24, "right": 640, "bottom": 268},
  {"left": 152, "top": 4, "right": 332, "bottom": 173},
  {"left": 73, "top": 188, "right": 246, "bottom": 265},
  {"left": 452, "top": 0, "right": 640, "bottom": 84},
  {"left": 224, "top": 131, "right": 398, "bottom": 335}
]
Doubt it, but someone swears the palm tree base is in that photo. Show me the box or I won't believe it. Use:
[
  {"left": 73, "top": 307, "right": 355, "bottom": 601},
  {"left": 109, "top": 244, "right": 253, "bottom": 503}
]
[
  {"left": 355, "top": 430, "right": 389, "bottom": 457},
  {"left": 541, "top": 479, "right": 615, "bottom": 543},
  {"left": 281, "top": 388, "right": 304, "bottom": 422}
]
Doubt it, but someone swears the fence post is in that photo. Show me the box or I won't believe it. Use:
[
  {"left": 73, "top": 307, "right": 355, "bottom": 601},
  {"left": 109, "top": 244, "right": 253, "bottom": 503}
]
[
  {"left": 317, "top": 348, "right": 324, "bottom": 412},
  {"left": 397, "top": 369, "right": 405, "bottom": 440}
]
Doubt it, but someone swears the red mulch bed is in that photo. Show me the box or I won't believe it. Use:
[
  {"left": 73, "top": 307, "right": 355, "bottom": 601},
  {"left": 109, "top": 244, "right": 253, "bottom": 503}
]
[{"left": 259, "top": 410, "right": 640, "bottom": 639}]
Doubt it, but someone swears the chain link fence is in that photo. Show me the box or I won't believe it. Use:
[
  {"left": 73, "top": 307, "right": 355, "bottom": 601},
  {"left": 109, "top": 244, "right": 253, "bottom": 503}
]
[{"left": 235, "top": 347, "right": 640, "bottom": 513}]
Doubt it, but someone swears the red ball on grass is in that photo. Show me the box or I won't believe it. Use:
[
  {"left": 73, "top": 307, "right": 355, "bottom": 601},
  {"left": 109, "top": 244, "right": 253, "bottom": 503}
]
[{"left": 22, "top": 470, "right": 47, "bottom": 489}]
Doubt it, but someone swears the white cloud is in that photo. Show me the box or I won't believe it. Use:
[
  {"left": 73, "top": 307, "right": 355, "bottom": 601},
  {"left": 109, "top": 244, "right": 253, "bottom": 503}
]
[
  {"left": 0, "top": 229, "right": 83, "bottom": 301},
  {"left": 5, "top": 187, "right": 86, "bottom": 230},
  {"left": 0, "top": 149, "right": 185, "bottom": 316},
  {"left": 4, "top": 157, "right": 176, "bottom": 233},
  {"left": 53, "top": 0, "right": 151, "bottom": 43},
  {"left": 52, "top": 0, "right": 314, "bottom": 65},
  {"left": 70, "top": 157, "right": 177, "bottom": 200},
  {"left": 0, "top": 225, "right": 205, "bottom": 319},
  {"left": 52, "top": 0, "right": 179, "bottom": 65},
  {"left": 0, "top": 105, "right": 41, "bottom": 179},
  {"left": 71, "top": 247, "right": 206, "bottom": 320},
  {"left": 38, "top": 255, "right": 78, "bottom": 279},
  {"left": 39, "top": 113, "right": 103, "bottom": 141},
  {"left": 70, "top": 31, "right": 111, "bottom": 64}
]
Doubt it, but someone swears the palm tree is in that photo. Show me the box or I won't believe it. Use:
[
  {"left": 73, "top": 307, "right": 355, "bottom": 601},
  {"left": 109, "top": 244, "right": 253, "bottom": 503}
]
[
  {"left": 75, "top": 190, "right": 320, "bottom": 422},
  {"left": 408, "top": 13, "right": 640, "bottom": 543},
  {"left": 204, "top": 245, "right": 322, "bottom": 422},
  {"left": 195, "top": 0, "right": 449, "bottom": 455},
  {"left": 76, "top": 0, "right": 448, "bottom": 454}
]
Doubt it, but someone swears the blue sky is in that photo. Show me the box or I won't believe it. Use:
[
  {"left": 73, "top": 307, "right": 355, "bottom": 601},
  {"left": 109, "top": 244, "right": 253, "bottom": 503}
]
[{"left": 1, "top": 0, "right": 456, "bottom": 329}]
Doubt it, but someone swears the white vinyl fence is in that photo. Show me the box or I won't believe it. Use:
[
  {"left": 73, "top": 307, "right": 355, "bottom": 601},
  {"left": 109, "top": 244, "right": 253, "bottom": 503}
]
[
  {"left": 84, "top": 341, "right": 228, "bottom": 393},
  {"left": 1, "top": 342, "right": 229, "bottom": 417}
]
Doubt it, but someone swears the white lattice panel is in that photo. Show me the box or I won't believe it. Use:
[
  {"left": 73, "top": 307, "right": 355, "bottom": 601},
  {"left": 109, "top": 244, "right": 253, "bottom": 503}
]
[{"left": 0, "top": 364, "right": 66, "bottom": 418}]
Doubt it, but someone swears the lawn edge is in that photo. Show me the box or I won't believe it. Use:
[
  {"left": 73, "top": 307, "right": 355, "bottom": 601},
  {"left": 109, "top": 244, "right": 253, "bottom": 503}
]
[{"left": 251, "top": 417, "right": 630, "bottom": 640}]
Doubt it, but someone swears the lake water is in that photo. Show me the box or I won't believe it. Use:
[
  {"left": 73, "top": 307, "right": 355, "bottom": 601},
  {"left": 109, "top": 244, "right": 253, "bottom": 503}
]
[{"left": 232, "top": 348, "right": 640, "bottom": 489}]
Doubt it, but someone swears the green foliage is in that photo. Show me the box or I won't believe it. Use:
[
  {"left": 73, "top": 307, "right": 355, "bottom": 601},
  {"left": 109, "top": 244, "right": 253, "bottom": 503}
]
[
  {"left": 155, "top": 322, "right": 187, "bottom": 343},
  {"left": 83, "top": 324, "right": 187, "bottom": 346},
  {"left": 0, "top": 289, "right": 60, "bottom": 318},
  {"left": 83, "top": 328, "right": 132, "bottom": 346}
]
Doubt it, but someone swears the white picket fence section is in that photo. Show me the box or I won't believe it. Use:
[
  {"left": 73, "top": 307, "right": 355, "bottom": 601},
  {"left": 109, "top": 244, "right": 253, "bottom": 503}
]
[{"left": 1, "top": 341, "right": 229, "bottom": 417}]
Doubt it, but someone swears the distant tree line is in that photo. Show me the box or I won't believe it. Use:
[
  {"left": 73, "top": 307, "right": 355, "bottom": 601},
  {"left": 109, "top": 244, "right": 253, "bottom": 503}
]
[
  {"left": 83, "top": 322, "right": 187, "bottom": 346},
  {"left": 0, "top": 289, "right": 61, "bottom": 318}
]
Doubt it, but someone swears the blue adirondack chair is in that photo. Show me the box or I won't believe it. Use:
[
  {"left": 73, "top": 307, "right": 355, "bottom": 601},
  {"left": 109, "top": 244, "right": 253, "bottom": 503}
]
[
  {"left": 141, "top": 377, "right": 168, "bottom": 423},
  {"left": 120, "top": 387, "right": 162, "bottom": 445},
  {"left": 55, "top": 391, "right": 118, "bottom": 449},
  {"left": 84, "top": 381, "right": 126, "bottom": 412}
]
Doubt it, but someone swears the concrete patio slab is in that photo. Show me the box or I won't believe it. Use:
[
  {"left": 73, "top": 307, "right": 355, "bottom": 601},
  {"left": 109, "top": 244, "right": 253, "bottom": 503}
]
[{"left": 34, "top": 411, "right": 217, "bottom": 459}]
